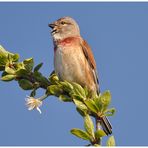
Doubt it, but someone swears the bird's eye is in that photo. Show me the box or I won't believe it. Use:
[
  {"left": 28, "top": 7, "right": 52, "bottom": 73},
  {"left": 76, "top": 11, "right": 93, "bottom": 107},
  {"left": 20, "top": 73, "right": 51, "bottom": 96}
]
[{"left": 61, "top": 21, "right": 66, "bottom": 25}]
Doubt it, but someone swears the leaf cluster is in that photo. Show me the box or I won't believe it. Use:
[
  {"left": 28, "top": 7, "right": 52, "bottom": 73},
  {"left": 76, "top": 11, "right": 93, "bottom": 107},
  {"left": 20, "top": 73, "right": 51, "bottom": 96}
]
[
  {"left": 47, "top": 74, "right": 116, "bottom": 146},
  {"left": 0, "top": 45, "right": 116, "bottom": 146},
  {"left": 0, "top": 45, "right": 50, "bottom": 97}
]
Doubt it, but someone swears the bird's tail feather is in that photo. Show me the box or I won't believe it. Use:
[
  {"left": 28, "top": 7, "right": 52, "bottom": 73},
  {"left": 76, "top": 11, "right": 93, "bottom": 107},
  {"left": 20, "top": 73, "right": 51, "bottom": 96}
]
[{"left": 100, "top": 116, "right": 112, "bottom": 135}]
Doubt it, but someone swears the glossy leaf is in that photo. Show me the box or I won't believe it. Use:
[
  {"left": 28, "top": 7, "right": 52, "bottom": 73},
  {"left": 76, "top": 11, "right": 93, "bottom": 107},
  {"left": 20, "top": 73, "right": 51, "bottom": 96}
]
[
  {"left": 34, "top": 63, "right": 43, "bottom": 72},
  {"left": 100, "top": 91, "right": 111, "bottom": 106},
  {"left": 60, "top": 81, "right": 73, "bottom": 92},
  {"left": 84, "top": 99, "right": 98, "bottom": 114},
  {"left": 0, "top": 45, "right": 9, "bottom": 55},
  {"left": 1, "top": 74, "right": 15, "bottom": 81},
  {"left": 0, "top": 46, "right": 19, "bottom": 64},
  {"left": 0, "top": 55, "right": 8, "bottom": 66},
  {"left": 84, "top": 114, "right": 95, "bottom": 138},
  {"left": 71, "top": 82, "right": 86, "bottom": 99},
  {"left": 70, "top": 128, "right": 91, "bottom": 141},
  {"left": 105, "top": 108, "right": 116, "bottom": 117},
  {"left": 5, "top": 66, "right": 15, "bottom": 74},
  {"left": 49, "top": 73, "right": 59, "bottom": 84},
  {"left": 1, "top": 71, "right": 8, "bottom": 77},
  {"left": 47, "top": 85, "right": 63, "bottom": 96},
  {"left": 84, "top": 87, "right": 89, "bottom": 97},
  {"left": 0, "top": 45, "right": 14, "bottom": 56},
  {"left": 73, "top": 99, "right": 88, "bottom": 111},
  {"left": 106, "top": 136, "right": 116, "bottom": 146},
  {"left": 76, "top": 107, "right": 87, "bottom": 117},
  {"left": 15, "top": 62, "right": 25, "bottom": 71},
  {"left": 30, "top": 89, "right": 36, "bottom": 97},
  {"left": 18, "top": 79, "right": 34, "bottom": 90},
  {"left": 95, "top": 91, "right": 111, "bottom": 112},
  {"left": 59, "top": 95, "right": 72, "bottom": 102},
  {"left": 70, "top": 94, "right": 85, "bottom": 102},
  {"left": 33, "top": 71, "right": 49, "bottom": 85},
  {"left": 0, "top": 66, "right": 5, "bottom": 71},
  {"left": 23, "top": 58, "right": 34, "bottom": 72},
  {"left": 16, "top": 69, "right": 28, "bottom": 77},
  {"left": 12, "top": 54, "right": 19, "bottom": 62},
  {"left": 95, "top": 130, "right": 106, "bottom": 138}
]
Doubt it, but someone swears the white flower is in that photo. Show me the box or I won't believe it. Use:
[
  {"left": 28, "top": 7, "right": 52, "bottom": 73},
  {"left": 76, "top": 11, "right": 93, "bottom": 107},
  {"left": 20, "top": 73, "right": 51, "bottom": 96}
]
[{"left": 25, "top": 96, "right": 42, "bottom": 114}]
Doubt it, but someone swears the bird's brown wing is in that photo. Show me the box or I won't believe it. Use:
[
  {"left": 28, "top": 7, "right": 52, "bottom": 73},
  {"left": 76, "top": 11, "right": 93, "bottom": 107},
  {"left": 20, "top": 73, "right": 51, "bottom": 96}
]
[
  {"left": 80, "top": 39, "right": 100, "bottom": 94},
  {"left": 80, "top": 39, "right": 112, "bottom": 135}
]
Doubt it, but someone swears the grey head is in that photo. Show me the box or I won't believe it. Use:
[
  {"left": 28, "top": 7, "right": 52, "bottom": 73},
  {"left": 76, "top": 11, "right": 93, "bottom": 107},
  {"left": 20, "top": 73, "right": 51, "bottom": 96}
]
[{"left": 48, "top": 16, "right": 80, "bottom": 41}]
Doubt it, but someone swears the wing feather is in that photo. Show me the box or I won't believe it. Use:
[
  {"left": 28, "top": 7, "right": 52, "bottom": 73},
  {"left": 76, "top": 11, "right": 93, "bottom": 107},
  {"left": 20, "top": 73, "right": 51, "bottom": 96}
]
[{"left": 80, "top": 39, "right": 100, "bottom": 94}]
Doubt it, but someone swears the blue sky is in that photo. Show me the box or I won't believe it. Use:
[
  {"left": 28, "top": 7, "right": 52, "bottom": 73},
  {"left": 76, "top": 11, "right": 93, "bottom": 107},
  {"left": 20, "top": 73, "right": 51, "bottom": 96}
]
[{"left": 0, "top": 2, "right": 148, "bottom": 146}]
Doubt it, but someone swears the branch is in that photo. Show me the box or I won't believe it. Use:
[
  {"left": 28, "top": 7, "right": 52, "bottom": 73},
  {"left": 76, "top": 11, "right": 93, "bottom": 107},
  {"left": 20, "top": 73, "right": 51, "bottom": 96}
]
[{"left": 0, "top": 45, "right": 116, "bottom": 146}]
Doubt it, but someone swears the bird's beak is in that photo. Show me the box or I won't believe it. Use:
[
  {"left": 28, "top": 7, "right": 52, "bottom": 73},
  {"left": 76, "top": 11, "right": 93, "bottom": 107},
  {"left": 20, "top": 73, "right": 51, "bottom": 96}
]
[{"left": 48, "top": 23, "right": 56, "bottom": 29}]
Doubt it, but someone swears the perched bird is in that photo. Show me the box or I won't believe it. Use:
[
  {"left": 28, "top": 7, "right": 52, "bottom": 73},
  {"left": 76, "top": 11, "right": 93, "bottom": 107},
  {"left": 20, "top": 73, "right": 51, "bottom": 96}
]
[{"left": 48, "top": 16, "right": 112, "bottom": 135}]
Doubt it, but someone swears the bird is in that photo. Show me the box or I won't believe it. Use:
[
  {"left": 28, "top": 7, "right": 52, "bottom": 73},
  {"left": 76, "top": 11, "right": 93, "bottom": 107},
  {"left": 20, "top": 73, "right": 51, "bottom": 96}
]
[{"left": 48, "top": 16, "right": 112, "bottom": 135}]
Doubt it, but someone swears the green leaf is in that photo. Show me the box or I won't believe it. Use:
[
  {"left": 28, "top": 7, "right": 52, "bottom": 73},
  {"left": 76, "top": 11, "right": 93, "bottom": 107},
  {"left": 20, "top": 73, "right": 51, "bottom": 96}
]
[
  {"left": 0, "top": 66, "right": 5, "bottom": 71},
  {"left": 47, "top": 85, "right": 63, "bottom": 96},
  {"left": 84, "top": 87, "right": 89, "bottom": 97},
  {"left": 84, "top": 99, "right": 98, "bottom": 114},
  {"left": 95, "top": 91, "right": 111, "bottom": 112},
  {"left": 70, "top": 128, "right": 91, "bottom": 140},
  {"left": 105, "top": 108, "right": 116, "bottom": 117},
  {"left": 0, "top": 53, "right": 9, "bottom": 67},
  {"left": 49, "top": 73, "right": 59, "bottom": 84},
  {"left": 12, "top": 54, "right": 19, "bottom": 62},
  {"left": 1, "top": 74, "right": 15, "bottom": 81},
  {"left": 60, "top": 81, "right": 73, "bottom": 92},
  {"left": 76, "top": 107, "right": 87, "bottom": 117},
  {"left": 0, "top": 45, "right": 9, "bottom": 55},
  {"left": 33, "top": 71, "right": 42, "bottom": 81},
  {"left": 84, "top": 114, "right": 95, "bottom": 138},
  {"left": 70, "top": 94, "right": 85, "bottom": 101},
  {"left": 59, "top": 95, "right": 72, "bottom": 102},
  {"left": 16, "top": 69, "right": 28, "bottom": 77},
  {"left": 106, "top": 136, "right": 116, "bottom": 146},
  {"left": 34, "top": 63, "right": 43, "bottom": 72},
  {"left": 5, "top": 66, "right": 15, "bottom": 74},
  {"left": 100, "top": 91, "right": 111, "bottom": 106},
  {"left": 95, "top": 130, "right": 106, "bottom": 138},
  {"left": 0, "top": 55, "right": 8, "bottom": 66},
  {"left": 1, "top": 71, "right": 8, "bottom": 77},
  {"left": 71, "top": 82, "right": 86, "bottom": 100},
  {"left": 18, "top": 79, "right": 34, "bottom": 90},
  {"left": 30, "top": 89, "right": 36, "bottom": 97},
  {"left": 0, "top": 46, "right": 16, "bottom": 60},
  {"left": 14, "top": 62, "right": 25, "bottom": 71},
  {"left": 8, "top": 53, "right": 18, "bottom": 64},
  {"left": 33, "top": 71, "right": 50, "bottom": 86},
  {"left": 23, "top": 58, "right": 34, "bottom": 72},
  {"left": 73, "top": 99, "right": 88, "bottom": 111}
]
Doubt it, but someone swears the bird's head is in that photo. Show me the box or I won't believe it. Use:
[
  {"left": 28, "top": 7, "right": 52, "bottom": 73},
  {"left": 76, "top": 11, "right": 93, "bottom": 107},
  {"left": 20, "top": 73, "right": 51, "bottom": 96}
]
[{"left": 48, "top": 17, "right": 80, "bottom": 41}]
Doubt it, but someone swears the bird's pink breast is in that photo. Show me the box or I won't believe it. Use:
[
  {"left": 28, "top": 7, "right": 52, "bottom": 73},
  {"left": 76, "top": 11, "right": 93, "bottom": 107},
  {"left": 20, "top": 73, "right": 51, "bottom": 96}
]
[
  {"left": 58, "top": 36, "right": 80, "bottom": 46},
  {"left": 54, "top": 36, "right": 97, "bottom": 93},
  {"left": 54, "top": 38, "right": 85, "bottom": 82}
]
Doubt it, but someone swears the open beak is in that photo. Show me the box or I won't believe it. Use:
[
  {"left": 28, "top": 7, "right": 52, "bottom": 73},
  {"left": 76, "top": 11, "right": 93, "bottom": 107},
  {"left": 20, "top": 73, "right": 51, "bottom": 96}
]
[
  {"left": 48, "top": 23, "right": 58, "bottom": 34},
  {"left": 48, "top": 23, "right": 56, "bottom": 29}
]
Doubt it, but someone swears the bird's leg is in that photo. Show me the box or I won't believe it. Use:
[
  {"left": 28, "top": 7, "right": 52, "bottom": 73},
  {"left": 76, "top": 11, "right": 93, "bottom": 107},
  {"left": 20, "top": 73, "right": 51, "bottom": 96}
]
[
  {"left": 95, "top": 117, "right": 101, "bottom": 145},
  {"left": 96, "top": 117, "right": 101, "bottom": 131}
]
